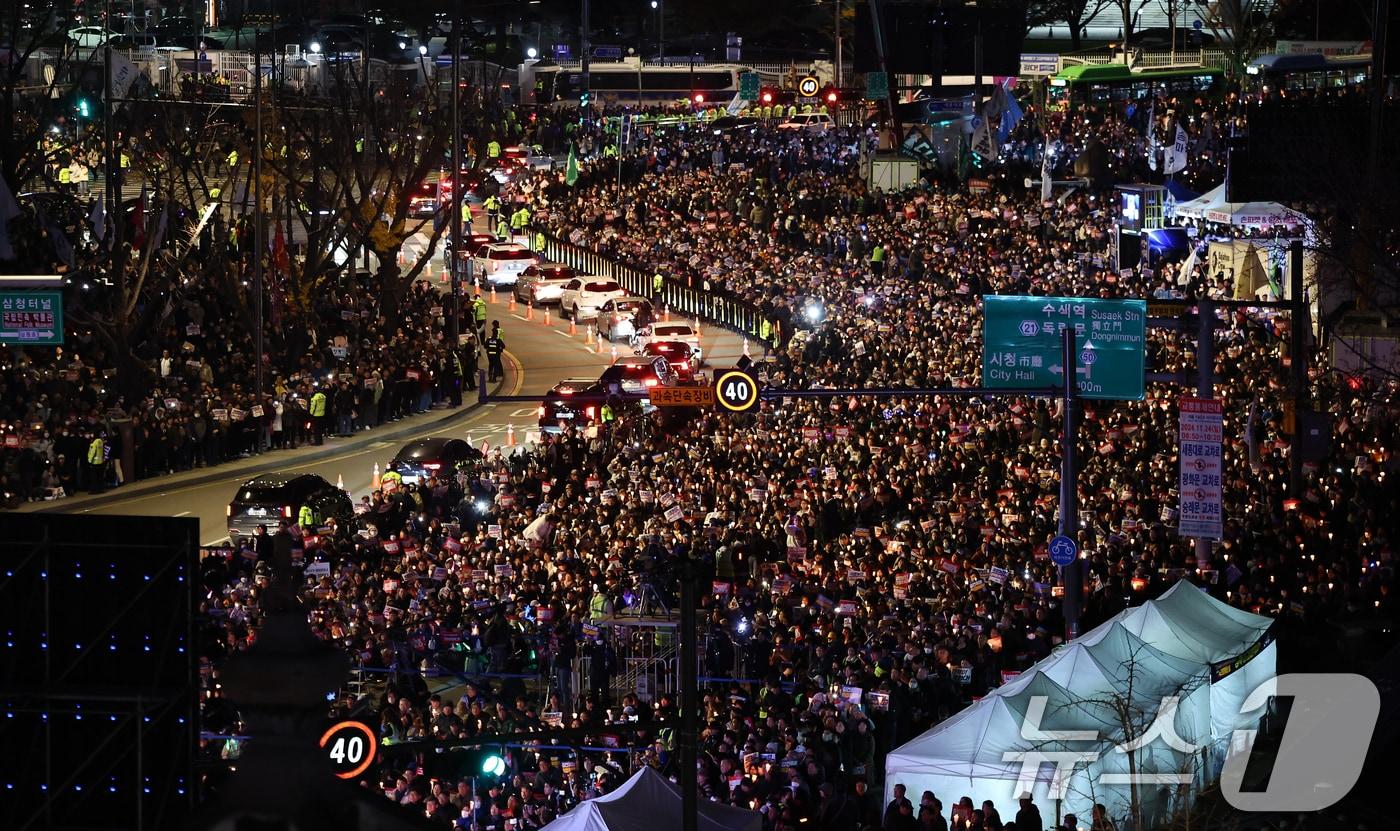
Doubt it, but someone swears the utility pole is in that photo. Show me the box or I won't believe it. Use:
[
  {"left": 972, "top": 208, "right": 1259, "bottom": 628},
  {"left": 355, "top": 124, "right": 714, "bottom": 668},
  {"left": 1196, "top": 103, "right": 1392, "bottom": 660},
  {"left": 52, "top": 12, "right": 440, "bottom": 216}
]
[
  {"left": 581, "top": 0, "right": 591, "bottom": 118},
  {"left": 1194, "top": 298, "right": 1214, "bottom": 568},
  {"left": 833, "top": 0, "right": 842, "bottom": 88},
  {"left": 1058, "top": 327, "right": 1082, "bottom": 640},
  {"left": 449, "top": 0, "right": 463, "bottom": 348},
  {"left": 1288, "top": 240, "right": 1309, "bottom": 499},
  {"left": 679, "top": 556, "right": 698, "bottom": 831},
  {"left": 658, "top": 0, "right": 665, "bottom": 62},
  {"left": 253, "top": 26, "right": 265, "bottom": 410}
]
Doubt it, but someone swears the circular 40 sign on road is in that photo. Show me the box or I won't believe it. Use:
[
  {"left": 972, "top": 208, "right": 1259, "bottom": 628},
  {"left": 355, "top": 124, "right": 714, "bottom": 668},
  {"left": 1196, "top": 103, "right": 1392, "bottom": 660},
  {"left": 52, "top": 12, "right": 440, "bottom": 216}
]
[
  {"left": 715, "top": 369, "right": 759, "bottom": 413},
  {"left": 320, "top": 720, "right": 377, "bottom": 779},
  {"left": 798, "top": 76, "right": 820, "bottom": 97}
]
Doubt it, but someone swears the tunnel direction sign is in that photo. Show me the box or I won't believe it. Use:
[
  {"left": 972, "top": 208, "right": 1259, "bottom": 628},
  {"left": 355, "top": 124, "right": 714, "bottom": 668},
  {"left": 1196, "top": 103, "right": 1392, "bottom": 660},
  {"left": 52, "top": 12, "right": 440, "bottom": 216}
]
[
  {"left": 0, "top": 291, "right": 63, "bottom": 346},
  {"left": 982, "top": 295, "right": 1146, "bottom": 400}
]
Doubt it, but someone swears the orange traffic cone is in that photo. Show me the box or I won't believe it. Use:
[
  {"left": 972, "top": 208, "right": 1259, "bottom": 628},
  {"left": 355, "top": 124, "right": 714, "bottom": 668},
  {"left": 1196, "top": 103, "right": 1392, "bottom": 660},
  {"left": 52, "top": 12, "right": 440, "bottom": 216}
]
[
  {"left": 694, "top": 317, "right": 702, "bottom": 342},
  {"left": 569, "top": 318, "right": 577, "bottom": 336},
  {"left": 663, "top": 305, "right": 670, "bottom": 322},
  {"left": 490, "top": 286, "right": 497, "bottom": 304},
  {"left": 509, "top": 294, "right": 517, "bottom": 313},
  {"left": 593, "top": 329, "right": 602, "bottom": 353},
  {"left": 543, "top": 307, "right": 551, "bottom": 326},
  {"left": 371, "top": 463, "right": 381, "bottom": 490},
  {"left": 526, "top": 300, "right": 534, "bottom": 320},
  {"left": 610, "top": 344, "right": 618, "bottom": 361},
  {"left": 506, "top": 424, "right": 516, "bottom": 446},
  {"left": 336, "top": 473, "right": 345, "bottom": 490}
]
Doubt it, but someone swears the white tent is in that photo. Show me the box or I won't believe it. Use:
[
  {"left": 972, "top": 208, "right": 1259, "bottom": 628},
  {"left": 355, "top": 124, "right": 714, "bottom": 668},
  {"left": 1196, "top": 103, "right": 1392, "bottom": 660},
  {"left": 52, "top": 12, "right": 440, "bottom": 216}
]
[
  {"left": 540, "top": 767, "right": 761, "bottom": 831},
  {"left": 1170, "top": 183, "right": 1306, "bottom": 229},
  {"left": 885, "top": 582, "right": 1273, "bottom": 825},
  {"left": 1172, "top": 184, "right": 1228, "bottom": 221}
]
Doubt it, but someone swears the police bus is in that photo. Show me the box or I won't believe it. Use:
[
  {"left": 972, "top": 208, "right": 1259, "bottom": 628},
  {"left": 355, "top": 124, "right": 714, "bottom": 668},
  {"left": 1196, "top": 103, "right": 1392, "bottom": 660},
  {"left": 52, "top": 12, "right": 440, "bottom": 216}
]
[{"left": 527, "top": 61, "right": 749, "bottom": 106}]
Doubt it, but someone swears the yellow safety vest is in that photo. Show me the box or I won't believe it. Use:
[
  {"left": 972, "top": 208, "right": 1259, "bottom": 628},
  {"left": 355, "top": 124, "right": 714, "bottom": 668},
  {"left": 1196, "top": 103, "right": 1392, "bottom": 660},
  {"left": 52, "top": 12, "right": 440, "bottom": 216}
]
[
  {"left": 309, "top": 392, "right": 327, "bottom": 417},
  {"left": 298, "top": 504, "right": 316, "bottom": 527},
  {"left": 59, "top": 168, "right": 71, "bottom": 183},
  {"left": 86, "top": 438, "right": 104, "bottom": 464}
]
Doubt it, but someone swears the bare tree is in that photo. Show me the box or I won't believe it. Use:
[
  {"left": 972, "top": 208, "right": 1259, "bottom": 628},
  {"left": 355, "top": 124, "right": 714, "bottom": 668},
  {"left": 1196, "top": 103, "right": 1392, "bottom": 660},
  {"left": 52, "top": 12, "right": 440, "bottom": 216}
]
[{"left": 1203, "top": 0, "right": 1276, "bottom": 78}]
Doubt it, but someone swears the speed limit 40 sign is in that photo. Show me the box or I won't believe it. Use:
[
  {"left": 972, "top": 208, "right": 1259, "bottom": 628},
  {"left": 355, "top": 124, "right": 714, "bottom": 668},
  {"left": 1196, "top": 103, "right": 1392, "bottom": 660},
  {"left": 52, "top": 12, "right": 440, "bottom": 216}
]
[
  {"left": 320, "top": 720, "right": 377, "bottom": 779},
  {"left": 715, "top": 369, "right": 759, "bottom": 413}
]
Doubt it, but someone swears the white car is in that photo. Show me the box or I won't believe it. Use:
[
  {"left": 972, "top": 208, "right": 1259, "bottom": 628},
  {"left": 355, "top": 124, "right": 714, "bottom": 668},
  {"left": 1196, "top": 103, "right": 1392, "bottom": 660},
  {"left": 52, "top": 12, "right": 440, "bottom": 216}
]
[
  {"left": 513, "top": 263, "right": 577, "bottom": 304},
  {"left": 473, "top": 242, "right": 537, "bottom": 288},
  {"left": 69, "top": 26, "right": 117, "bottom": 47},
  {"left": 633, "top": 321, "right": 703, "bottom": 364},
  {"left": 778, "top": 112, "right": 835, "bottom": 132},
  {"left": 598, "top": 297, "right": 654, "bottom": 342},
  {"left": 559, "top": 278, "right": 625, "bottom": 322},
  {"left": 502, "top": 145, "right": 555, "bottom": 172}
]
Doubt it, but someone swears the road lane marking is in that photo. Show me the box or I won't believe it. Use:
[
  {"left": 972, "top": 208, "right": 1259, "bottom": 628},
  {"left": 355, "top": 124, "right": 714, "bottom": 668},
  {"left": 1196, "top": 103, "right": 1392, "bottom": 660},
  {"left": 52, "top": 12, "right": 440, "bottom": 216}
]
[{"left": 174, "top": 511, "right": 191, "bottom": 517}]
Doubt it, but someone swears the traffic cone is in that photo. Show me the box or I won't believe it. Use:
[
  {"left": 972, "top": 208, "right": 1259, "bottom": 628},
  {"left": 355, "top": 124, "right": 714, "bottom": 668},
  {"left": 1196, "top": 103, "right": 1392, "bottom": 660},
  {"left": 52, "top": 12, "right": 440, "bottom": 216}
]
[
  {"left": 593, "top": 329, "right": 603, "bottom": 354},
  {"left": 526, "top": 299, "right": 534, "bottom": 320},
  {"left": 371, "top": 463, "right": 381, "bottom": 490},
  {"left": 663, "top": 305, "right": 670, "bottom": 322},
  {"left": 490, "top": 285, "right": 497, "bottom": 303},
  {"left": 506, "top": 424, "right": 516, "bottom": 446},
  {"left": 509, "top": 294, "right": 517, "bottom": 313},
  {"left": 695, "top": 317, "right": 702, "bottom": 342},
  {"left": 543, "top": 307, "right": 551, "bottom": 326},
  {"left": 439, "top": 266, "right": 449, "bottom": 284},
  {"left": 610, "top": 344, "right": 618, "bottom": 361},
  {"left": 336, "top": 473, "right": 345, "bottom": 490},
  {"left": 743, "top": 337, "right": 750, "bottom": 358},
  {"left": 569, "top": 318, "right": 577, "bottom": 336}
]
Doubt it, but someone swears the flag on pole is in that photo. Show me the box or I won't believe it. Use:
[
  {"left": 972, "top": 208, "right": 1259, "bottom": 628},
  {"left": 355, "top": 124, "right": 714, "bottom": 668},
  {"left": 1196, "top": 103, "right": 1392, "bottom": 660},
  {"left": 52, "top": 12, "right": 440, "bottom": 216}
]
[
  {"left": 1163, "top": 122, "right": 1189, "bottom": 174},
  {"left": 1040, "top": 139, "right": 1053, "bottom": 203},
  {"left": 151, "top": 201, "right": 169, "bottom": 249},
  {"left": 89, "top": 197, "right": 108, "bottom": 244},
  {"left": 1145, "top": 98, "right": 1158, "bottom": 171},
  {"left": 272, "top": 221, "right": 290, "bottom": 274},
  {"left": 129, "top": 185, "right": 148, "bottom": 249},
  {"left": 969, "top": 115, "right": 997, "bottom": 164},
  {"left": 36, "top": 206, "right": 75, "bottom": 269},
  {"left": 0, "top": 173, "right": 19, "bottom": 260},
  {"left": 996, "top": 84, "right": 1024, "bottom": 143},
  {"left": 565, "top": 145, "right": 579, "bottom": 187}
]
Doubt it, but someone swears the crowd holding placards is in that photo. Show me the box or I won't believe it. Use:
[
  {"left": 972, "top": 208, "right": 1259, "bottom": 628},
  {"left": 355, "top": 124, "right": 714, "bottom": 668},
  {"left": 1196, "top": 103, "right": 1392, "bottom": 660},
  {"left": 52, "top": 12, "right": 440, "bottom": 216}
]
[{"left": 184, "top": 99, "right": 1394, "bottom": 831}]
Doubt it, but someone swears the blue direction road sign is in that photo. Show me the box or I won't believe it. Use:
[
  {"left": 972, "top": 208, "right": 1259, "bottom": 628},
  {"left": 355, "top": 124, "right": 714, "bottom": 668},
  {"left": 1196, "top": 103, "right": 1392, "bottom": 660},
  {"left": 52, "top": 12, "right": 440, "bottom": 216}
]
[
  {"left": 1049, "top": 535, "right": 1078, "bottom": 566},
  {"left": 982, "top": 295, "right": 1147, "bottom": 400}
]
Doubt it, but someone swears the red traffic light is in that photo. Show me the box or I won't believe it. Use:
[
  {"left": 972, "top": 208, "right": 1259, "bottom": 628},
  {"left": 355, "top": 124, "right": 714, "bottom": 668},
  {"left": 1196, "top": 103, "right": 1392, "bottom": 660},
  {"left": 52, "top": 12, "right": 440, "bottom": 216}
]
[
  {"left": 760, "top": 91, "right": 773, "bottom": 104},
  {"left": 692, "top": 92, "right": 705, "bottom": 104},
  {"left": 824, "top": 88, "right": 839, "bottom": 104}
]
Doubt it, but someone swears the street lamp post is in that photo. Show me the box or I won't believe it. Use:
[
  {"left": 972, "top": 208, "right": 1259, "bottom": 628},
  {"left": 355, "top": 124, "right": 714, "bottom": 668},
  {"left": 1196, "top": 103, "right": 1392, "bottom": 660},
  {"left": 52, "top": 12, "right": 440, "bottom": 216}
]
[
  {"left": 652, "top": 0, "right": 664, "bottom": 62},
  {"left": 449, "top": 0, "right": 463, "bottom": 348}
]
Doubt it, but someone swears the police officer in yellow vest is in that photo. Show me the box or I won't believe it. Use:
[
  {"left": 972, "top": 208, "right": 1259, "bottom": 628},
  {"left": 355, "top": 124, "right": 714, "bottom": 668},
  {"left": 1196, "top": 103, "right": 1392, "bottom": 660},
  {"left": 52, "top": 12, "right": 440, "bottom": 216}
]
[
  {"left": 226, "top": 148, "right": 238, "bottom": 172},
  {"left": 461, "top": 200, "right": 472, "bottom": 226},
  {"left": 495, "top": 216, "right": 510, "bottom": 242},
  {"left": 59, "top": 166, "right": 72, "bottom": 186},
  {"left": 484, "top": 194, "right": 501, "bottom": 227},
  {"left": 472, "top": 294, "right": 488, "bottom": 334},
  {"left": 85, "top": 432, "right": 106, "bottom": 493},
  {"left": 487, "top": 140, "right": 501, "bottom": 159},
  {"left": 309, "top": 389, "right": 327, "bottom": 445},
  {"left": 760, "top": 317, "right": 776, "bottom": 357},
  {"left": 533, "top": 230, "right": 546, "bottom": 252},
  {"left": 652, "top": 272, "right": 664, "bottom": 298},
  {"left": 298, "top": 502, "right": 317, "bottom": 529}
]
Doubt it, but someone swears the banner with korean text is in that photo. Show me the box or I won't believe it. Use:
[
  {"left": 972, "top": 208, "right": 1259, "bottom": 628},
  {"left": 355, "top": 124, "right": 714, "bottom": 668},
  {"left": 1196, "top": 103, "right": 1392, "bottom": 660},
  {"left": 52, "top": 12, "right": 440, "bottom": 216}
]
[{"left": 1178, "top": 397, "right": 1223, "bottom": 539}]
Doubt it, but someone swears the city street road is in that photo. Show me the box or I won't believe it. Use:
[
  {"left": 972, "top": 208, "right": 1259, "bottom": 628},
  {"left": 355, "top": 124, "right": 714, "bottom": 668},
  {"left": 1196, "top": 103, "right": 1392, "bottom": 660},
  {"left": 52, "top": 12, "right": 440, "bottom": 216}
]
[{"left": 29, "top": 303, "right": 748, "bottom": 547}]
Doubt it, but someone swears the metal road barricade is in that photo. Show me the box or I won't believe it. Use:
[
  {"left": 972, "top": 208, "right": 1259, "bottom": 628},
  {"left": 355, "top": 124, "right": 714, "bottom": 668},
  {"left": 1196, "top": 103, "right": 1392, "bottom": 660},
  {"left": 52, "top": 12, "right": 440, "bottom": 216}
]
[{"left": 538, "top": 232, "right": 764, "bottom": 338}]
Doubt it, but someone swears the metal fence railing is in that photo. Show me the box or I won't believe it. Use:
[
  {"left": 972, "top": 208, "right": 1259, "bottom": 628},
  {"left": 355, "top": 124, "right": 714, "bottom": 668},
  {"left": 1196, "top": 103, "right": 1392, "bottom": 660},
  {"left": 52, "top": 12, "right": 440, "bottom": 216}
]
[{"left": 538, "top": 233, "right": 765, "bottom": 339}]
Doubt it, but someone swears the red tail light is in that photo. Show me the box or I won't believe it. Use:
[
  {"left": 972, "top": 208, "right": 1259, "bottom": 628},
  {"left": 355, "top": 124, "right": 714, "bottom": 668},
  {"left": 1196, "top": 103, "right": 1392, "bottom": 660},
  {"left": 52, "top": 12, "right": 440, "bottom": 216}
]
[
  {"left": 283, "top": 506, "right": 293, "bottom": 518},
  {"left": 586, "top": 406, "right": 596, "bottom": 418},
  {"left": 644, "top": 378, "right": 659, "bottom": 388}
]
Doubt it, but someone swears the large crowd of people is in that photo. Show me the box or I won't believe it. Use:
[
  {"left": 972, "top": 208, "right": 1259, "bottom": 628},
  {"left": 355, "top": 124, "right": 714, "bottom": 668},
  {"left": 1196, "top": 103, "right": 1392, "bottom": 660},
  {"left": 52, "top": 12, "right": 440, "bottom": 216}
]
[{"left": 182, "top": 90, "right": 1400, "bottom": 831}]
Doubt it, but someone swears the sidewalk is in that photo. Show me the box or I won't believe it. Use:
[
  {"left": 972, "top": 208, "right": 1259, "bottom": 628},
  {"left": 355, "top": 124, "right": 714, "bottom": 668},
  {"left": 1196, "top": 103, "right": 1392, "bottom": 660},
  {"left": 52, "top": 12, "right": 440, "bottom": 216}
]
[{"left": 17, "top": 358, "right": 520, "bottom": 515}]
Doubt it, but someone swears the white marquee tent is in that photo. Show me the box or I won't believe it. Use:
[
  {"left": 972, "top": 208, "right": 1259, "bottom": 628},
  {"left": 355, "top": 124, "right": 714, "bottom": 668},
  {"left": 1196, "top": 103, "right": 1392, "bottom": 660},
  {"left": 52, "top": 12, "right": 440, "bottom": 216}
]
[
  {"left": 885, "top": 582, "right": 1274, "bottom": 826},
  {"left": 540, "top": 767, "right": 761, "bottom": 831},
  {"left": 1170, "top": 184, "right": 1306, "bottom": 229}
]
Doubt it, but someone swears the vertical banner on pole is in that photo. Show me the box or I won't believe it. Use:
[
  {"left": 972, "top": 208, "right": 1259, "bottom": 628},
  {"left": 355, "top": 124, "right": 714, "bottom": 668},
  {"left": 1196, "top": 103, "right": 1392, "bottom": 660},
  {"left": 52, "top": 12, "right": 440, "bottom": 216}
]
[{"left": 1178, "top": 397, "right": 1224, "bottom": 540}]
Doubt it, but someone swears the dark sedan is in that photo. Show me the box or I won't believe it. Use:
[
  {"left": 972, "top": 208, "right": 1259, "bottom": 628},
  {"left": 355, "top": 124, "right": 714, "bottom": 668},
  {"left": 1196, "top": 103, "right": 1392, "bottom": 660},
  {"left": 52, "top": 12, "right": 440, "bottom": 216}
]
[
  {"left": 387, "top": 437, "right": 480, "bottom": 484},
  {"left": 227, "top": 473, "right": 351, "bottom": 538}
]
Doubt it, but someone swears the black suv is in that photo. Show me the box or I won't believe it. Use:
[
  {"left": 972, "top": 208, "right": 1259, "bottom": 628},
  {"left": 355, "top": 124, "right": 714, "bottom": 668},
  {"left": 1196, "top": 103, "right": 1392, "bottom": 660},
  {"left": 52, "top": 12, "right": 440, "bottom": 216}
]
[
  {"left": 387, "top": 437, "right": 480, "bottom": 484},
  {"left": 227, "top": 474, "right": 352, "bottom": 538}
]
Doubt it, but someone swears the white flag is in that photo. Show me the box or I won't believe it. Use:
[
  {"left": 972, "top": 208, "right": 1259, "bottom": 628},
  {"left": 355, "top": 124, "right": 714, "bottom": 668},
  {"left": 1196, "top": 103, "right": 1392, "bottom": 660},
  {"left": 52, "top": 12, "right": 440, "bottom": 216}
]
[
  {"left": 1164, "top": 123, "right": 1189, "bottom": 174},
  {"left": 108, "top": 51, "right": 140, "bottom": 107},
  {"left": 1145, "top": 98, "right": 1158, "bottom": 171},
  {"left": 726, "top": 92, "right": 744, "bottom": 115},
  {"left": 970, "top": 116, "right": 997, "bottom": 164},
  {"left": 1040, "top": 138, "right": 1053, "bottom": 203}
]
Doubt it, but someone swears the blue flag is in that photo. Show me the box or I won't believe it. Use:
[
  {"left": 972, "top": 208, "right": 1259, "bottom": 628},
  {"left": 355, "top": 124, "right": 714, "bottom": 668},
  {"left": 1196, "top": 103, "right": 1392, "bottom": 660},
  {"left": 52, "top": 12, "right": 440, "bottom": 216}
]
[{"left": 996, "top": 85, "right": 1024, "bottom": 144}]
